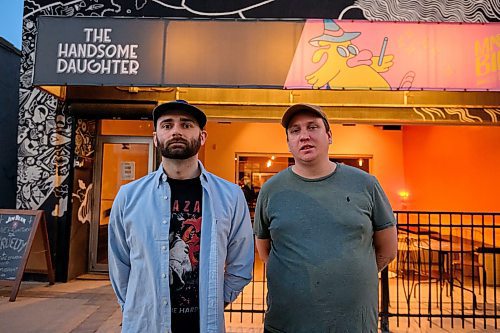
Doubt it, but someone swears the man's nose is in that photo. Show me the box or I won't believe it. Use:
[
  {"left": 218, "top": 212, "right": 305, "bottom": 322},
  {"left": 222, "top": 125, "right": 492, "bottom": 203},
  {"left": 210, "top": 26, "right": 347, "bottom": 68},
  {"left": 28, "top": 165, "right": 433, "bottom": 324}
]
[
  {"left": 298, "top": 130, "right": 310, "bottom": 141},
  {"left": 170, "top": 123, "right": 184, "bottom": 134}
]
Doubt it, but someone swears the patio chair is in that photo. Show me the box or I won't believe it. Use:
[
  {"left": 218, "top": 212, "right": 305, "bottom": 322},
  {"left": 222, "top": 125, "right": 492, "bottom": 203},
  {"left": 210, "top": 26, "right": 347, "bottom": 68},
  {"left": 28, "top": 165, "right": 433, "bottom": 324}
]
[
  {"left": 411, "top": 239, "right": 451, "bottom": 309},
  {"left": 397, "top": 232, "right": 449, "bottom": 309},
  {"left": 450, "top": 228, "right": 485, "bottom": 301}
]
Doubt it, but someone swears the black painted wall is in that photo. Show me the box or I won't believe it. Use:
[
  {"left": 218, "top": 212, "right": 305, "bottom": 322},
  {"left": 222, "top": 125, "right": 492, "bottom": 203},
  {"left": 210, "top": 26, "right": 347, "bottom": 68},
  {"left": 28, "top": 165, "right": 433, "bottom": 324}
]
[{"left": 0, "top": 37, "right": 20, "bottom": 209}]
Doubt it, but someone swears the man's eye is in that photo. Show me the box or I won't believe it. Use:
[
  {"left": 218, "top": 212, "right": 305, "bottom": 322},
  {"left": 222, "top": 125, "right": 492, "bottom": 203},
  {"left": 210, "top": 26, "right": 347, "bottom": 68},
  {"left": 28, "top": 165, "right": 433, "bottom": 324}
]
[
  {"left": 308, "top": 125, "right": 318, "bottom": 130},
  {"left": 183, "top": 123, "right": 193, "bottom": 129},
  {"left": 290, "top": 129, "right": 299, "bottom": 134},
  {"left": 162, "top": 123, "right": 172, "bottom": 129}
]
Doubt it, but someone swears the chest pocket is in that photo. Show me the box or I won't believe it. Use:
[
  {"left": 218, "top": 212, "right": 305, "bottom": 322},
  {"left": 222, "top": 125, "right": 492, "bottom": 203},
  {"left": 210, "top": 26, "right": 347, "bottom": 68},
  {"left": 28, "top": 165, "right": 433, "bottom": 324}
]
[{"left": 214, "top": 213, "right": 232, "bottom": 239}]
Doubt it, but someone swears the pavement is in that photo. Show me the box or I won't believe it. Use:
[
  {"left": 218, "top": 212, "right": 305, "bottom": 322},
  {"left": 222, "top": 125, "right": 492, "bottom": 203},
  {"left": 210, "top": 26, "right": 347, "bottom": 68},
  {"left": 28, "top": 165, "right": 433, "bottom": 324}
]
[
  {"left": 0, "top": 277, "right": 498, "bottom": 332},
  {"left": 0, "top": 277, "right": 263, "bottom": 333}
]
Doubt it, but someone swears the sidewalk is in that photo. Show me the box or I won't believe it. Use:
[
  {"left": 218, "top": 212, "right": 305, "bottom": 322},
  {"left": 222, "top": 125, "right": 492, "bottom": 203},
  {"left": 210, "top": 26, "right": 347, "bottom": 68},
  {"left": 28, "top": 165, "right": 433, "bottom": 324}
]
[
  {"left": 0, "top": 279, "right": 121, "bottom": 333},
  {"left": 0, "top": 278, "right": 261, "bottom": 333},
  {"left": 1, "top": 278, "right": 498, "bottom": 332}
]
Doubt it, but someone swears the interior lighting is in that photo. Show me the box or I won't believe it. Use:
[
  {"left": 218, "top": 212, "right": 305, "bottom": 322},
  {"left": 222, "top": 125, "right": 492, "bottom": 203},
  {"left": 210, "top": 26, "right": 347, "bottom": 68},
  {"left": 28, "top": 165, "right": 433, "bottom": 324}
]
[{"left": 266, "top": 160, "right": 272, "bottom": 168}]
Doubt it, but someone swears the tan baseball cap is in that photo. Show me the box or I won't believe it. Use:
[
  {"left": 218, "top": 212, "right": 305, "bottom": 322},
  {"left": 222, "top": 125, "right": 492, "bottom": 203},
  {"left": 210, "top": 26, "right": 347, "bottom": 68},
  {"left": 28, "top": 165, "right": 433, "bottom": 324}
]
[{"left": 281, "top": 104, "right": 329, "bottom": 130}]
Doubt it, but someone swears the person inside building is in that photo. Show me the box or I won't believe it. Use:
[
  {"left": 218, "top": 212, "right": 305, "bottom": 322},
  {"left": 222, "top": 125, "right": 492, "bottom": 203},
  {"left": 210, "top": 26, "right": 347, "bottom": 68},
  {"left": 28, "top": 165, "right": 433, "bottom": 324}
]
[
  {"left": 108, "top": 100, "right": 254, "bottom": 333},
  {"left": 254, "top": 103, "right": 398, "bottom": 332}
]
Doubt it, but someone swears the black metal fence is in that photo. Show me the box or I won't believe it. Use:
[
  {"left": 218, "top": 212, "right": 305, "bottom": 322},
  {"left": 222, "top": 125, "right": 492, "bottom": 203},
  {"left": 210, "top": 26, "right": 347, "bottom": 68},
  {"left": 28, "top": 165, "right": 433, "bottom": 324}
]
[
  {"left": 225, "top": 211, "right": 500, "bottom": 331},
  {"left": 383, "top": 211, "right": 500, "bottom": 331}
]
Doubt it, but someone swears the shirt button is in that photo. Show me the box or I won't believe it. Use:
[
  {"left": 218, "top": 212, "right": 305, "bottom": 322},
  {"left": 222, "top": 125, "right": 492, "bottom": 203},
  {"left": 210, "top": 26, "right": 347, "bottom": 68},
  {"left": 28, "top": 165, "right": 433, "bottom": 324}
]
[
  {"left": 163, "top": 196, "right": 168, "bottom": 200},
  {"left": 162, "top": 273, "right": 167, "bottom": 279},
  {"left": 162, "top": 220, "right": 167, "bottom": 224},
  {"left": 162, "top": 245, "right": 167, "bottom": 251},
  {"left": 163, "top": 298, "right": 168, "bottom": 305},
  {"left": 162, "top": 175, "right": 167, "bottom": 182}
]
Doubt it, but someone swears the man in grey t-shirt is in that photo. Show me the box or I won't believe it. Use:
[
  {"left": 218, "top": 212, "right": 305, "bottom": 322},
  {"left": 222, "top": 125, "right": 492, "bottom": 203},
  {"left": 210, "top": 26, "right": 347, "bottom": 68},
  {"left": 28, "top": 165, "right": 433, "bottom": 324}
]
[{"left": 254, "top": 104, "right": 398, "bottom": 333}]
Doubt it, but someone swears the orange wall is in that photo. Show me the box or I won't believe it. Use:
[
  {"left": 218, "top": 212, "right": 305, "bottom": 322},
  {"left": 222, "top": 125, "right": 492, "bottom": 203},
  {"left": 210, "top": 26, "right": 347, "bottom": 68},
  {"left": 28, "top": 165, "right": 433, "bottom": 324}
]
[
  {"left": 204, "top": 122, "right": 406, "bottom": 209},
  {"left": 402, "top": 126, "right": 500, "bottom": 212}
]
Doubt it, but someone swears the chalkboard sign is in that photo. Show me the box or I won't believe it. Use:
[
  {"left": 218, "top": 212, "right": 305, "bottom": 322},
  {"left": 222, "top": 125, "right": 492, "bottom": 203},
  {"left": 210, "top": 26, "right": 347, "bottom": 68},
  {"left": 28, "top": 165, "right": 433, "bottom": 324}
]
[{"left": 0, "top": 210, "right": 54, "bottom": 301}]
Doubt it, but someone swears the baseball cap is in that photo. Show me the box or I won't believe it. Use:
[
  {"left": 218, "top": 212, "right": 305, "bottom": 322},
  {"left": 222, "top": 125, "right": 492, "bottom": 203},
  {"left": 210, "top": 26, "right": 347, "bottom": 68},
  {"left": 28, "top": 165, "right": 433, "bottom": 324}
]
[
  {"left": 281, "top": 103, "right": 330, "bottom": 131},
  {"left": 152, "top": 100, "right": 207, "bottom": 129}
]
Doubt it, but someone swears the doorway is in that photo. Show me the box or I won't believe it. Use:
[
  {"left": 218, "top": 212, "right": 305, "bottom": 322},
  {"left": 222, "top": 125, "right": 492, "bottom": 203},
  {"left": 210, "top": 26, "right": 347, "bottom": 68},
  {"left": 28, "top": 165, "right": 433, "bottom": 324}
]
[{"left": 89, "top": 135, "right": 155, "bottom": 272}]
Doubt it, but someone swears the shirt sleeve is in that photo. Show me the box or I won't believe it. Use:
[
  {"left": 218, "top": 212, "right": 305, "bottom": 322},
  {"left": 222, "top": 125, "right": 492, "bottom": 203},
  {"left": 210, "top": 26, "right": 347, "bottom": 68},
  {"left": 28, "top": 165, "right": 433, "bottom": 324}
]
[
  {"left": 108, "top": 188, "right": 131, "bottom": 311},
  {"left": 224, "top": 187, "right": 254, "bottom": 303},
  {"left": 370, "top": 176, "right": 397, "bottom": 231},
  {"left": 253, "top": 186, "right": 271, "bottom": 239}
]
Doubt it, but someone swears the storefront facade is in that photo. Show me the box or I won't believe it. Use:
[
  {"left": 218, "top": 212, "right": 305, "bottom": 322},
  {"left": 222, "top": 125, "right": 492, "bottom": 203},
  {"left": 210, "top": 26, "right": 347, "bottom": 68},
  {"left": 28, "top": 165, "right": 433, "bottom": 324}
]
[{"left": 19, "top": 1, "right": 499, "bottom": 281}]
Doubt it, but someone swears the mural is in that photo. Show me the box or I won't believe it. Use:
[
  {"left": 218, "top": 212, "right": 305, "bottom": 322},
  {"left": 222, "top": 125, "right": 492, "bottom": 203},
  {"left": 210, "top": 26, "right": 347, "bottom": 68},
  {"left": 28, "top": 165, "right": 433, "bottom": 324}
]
[
  {"left": 353, "top": 0, "right": 500, "bottom": 23},
  {"left": 17, "top": 1, "right": 499, "bottom": 278},
  {"left": 285, "top": 19, "right": 500, "bottom": 90},
  {"left": 301, "top": 20, "right": 393, "bottom": 90},
  {"left": 72, "top": 119, "right": 96, "bottom": 224},
  {"left": 413, "top": 108, "right": 500, "bottom": 123}
]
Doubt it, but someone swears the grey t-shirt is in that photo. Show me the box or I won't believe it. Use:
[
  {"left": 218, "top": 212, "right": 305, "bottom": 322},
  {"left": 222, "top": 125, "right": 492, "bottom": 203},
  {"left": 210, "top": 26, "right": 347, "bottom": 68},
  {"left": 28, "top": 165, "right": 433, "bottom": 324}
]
[{"left": 254, "top": 163, "right": 395, "bottom": 333}]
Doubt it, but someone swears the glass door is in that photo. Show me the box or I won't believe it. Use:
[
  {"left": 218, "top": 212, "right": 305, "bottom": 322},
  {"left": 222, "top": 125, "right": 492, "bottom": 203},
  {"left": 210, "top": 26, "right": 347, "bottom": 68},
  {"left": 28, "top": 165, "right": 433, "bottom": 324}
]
[{"left": 90, "top": 136, "right": 154, "bottom": 272}]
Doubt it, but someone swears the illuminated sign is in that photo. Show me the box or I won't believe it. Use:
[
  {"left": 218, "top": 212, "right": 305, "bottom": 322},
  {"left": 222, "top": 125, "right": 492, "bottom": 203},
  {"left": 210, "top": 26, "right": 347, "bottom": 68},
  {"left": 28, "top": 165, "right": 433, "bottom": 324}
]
[
  {"left": 33, "top": 16, "right": 500, "bottom": 91},
  {"left": 285, "top": 19, "right": 500, "bottom": 91}
]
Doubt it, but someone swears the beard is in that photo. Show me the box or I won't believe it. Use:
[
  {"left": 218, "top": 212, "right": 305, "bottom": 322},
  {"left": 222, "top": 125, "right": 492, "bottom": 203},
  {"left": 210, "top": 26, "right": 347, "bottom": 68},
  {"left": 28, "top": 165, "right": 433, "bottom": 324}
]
[{"left": 159, "top": 134, "right": 202, "bottom": 160}]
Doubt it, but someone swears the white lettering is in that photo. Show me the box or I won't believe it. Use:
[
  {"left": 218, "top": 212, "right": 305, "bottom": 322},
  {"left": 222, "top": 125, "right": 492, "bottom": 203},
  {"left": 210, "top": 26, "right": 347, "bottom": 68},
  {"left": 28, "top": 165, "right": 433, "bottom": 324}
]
[
  {"left": 68, "top": 43, "right": 77, "bottom": 58},
  {"left": 101, "top": 59, "right": 111, "bottom": 74},
  {"left": 120, "top": 60, "right": 129, "bottom": 74},
  {"left": 57, "top": 43, "right": 68, "bottom": 57},
  {"left": 130, "top": 60, "right": 139, "bottom": 75},
  {"left": 87, "top": 60, "right": 100, "bottom": 74},
  {"left": 83, "top": 28, "right": 93, "bottom": 42},
  {"left": 56, "top": 58, "right": 68, "bottom": 73},
  {"left": 67, "top": 59, "right": 76, "bottom": 73},
  {"left": 87, "top": 44, "right": 98, "bottom": 58},
  {"left": 129, "top": 45, "right": 138, "bottom": 59},
  {"left": 105, "top": 44, "right": 117, "bottom": 58},
  {"left": 56, "top": 28, "right": 141, "bottom": 76}
]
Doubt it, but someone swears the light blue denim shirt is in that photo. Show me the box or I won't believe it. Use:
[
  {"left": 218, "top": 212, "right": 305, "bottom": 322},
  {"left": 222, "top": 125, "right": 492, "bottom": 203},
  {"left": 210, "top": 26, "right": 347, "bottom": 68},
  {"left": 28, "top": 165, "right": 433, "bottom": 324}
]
[{"left": 108, "top": 162, "right": 254, "bottom": 333}]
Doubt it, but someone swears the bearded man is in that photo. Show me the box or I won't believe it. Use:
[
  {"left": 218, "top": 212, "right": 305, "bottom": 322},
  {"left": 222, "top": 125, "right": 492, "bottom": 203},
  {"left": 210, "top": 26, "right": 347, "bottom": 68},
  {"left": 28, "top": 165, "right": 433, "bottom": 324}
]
[{"left": 108, "top": 100, "right": 254, "bottom": 333}]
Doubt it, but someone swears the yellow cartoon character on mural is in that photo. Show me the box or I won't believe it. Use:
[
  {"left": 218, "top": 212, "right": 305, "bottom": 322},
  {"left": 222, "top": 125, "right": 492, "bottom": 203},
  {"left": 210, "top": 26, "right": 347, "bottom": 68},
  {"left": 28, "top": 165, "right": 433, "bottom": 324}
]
[{"left": 306, "top": 19, "right": 393, "bottom": 89}]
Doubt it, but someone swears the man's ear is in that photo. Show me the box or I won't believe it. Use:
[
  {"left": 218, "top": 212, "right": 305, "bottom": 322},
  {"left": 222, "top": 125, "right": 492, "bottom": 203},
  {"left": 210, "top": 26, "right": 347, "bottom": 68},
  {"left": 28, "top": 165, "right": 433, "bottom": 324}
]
[
  {"left": 328, "top": 130, "right": 333, "bottom": 144},
  {"left": 153, "top": 132, "right": 158, "bottom": 147},
  {"left": 200, "top": 130, "right": 208, "bottom": 145}
]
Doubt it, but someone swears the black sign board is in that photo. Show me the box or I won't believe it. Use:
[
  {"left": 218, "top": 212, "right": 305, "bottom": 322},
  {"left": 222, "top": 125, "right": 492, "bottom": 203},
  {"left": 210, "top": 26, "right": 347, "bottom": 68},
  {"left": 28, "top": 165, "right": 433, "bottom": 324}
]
[
  {"left": 0, "top": 210, "right": 54, "bottom": 301},
  {"left": 32, "top": 16, "right": 301, "bottom": 88},
  {"left": 33, "top": 16, "right": 165, "bottom": 86}
]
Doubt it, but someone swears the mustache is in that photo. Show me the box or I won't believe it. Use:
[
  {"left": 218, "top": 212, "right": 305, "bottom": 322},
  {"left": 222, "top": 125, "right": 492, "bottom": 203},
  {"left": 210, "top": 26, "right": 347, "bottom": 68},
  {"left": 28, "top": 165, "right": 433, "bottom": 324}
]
[{"left": 166, "top": 138, "right": 189, "bottom": 145}]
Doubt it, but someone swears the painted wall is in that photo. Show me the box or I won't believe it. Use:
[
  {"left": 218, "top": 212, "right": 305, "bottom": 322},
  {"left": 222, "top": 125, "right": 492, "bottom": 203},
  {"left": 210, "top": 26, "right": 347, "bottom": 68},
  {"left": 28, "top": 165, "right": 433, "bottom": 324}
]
[
  {"left": 0, "top": 38, "right": 20, "bottom": 209},
  {"left": 402, "top": 126, "right": 500, "bottom": 212},
  {"left": 204, "top": 122, "right": 406, "bottom": 210}
]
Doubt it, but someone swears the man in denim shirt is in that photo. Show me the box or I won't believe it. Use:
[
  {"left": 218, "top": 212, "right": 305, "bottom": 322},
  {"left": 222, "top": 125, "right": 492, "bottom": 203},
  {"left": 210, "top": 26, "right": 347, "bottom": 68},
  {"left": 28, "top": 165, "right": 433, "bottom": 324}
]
[{"left": 109, "top": 100, "right": 254, "bottom": 333}]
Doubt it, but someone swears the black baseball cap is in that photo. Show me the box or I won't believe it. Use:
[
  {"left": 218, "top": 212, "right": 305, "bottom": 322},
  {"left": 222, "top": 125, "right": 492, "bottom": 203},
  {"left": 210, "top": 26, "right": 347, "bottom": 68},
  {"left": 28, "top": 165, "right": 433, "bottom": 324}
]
[
  {"left": 281, "top": 103, "right": 330, "bottom": 131},
  {"left": 152, "top": 100, "right": 207, "bottom": 129}
]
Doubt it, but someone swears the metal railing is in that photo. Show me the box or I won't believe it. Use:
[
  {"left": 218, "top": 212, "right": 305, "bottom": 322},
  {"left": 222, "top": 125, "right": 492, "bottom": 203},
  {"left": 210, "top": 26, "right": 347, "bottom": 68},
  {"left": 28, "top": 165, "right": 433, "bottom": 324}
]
[
  {"left": 225, "top": 211, "right": 500, "bottom": 331},
  {"left": 383, "top": 211, "right": 500, "bottom": 331}
]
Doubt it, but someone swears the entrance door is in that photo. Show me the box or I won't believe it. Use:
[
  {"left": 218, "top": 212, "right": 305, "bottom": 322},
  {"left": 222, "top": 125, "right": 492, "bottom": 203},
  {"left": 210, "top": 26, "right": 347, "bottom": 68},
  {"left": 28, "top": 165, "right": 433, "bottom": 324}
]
[{"left": 90, "top": 136, "right": 155, "bottom": 272}]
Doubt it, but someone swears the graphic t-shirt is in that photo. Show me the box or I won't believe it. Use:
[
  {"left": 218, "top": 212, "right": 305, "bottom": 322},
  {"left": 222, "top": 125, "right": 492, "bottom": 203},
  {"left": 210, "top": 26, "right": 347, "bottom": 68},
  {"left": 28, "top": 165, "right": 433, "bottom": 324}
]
[{"left": 167, "top": 176, "right": 202, "bottom": 333}]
